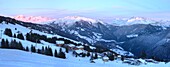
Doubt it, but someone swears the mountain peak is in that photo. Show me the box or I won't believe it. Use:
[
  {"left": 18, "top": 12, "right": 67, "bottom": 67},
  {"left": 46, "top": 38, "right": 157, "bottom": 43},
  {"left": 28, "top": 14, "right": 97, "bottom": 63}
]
[
  {"left": 58, "top": 16, "right": 97, "bottom": 23},
  {"left": 127, "top": 17, "right": 147, "bottom": 22},
  {"left": 14, "top": 15, "right": 56, "bottom": 23}
]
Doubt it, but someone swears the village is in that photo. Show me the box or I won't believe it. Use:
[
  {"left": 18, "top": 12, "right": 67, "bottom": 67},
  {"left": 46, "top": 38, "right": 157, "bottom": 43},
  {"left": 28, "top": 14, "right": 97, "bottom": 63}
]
[{"left": 56, "top": 40, "right": 125, "bottom": 63}]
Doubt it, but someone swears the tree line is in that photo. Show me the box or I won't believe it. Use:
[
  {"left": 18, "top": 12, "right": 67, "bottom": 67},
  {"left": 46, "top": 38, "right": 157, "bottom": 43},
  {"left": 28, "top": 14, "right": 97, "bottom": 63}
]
[{"left": 0, "top": 38, "right": 66, "bottom": 59}]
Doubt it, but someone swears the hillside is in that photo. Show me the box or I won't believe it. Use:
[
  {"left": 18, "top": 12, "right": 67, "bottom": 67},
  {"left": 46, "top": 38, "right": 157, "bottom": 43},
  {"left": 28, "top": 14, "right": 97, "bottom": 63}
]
[{"left": 1, "top": 49, "right": 170, "bottom": 67}]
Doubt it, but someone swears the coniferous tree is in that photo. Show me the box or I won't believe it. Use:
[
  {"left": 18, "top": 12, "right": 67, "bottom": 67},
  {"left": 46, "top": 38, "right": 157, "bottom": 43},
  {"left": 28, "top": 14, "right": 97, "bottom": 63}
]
[
  {"left": 37, "top": 49, "right": 42, "bottom": 54},
  {"left": 45, "top": 46, "right": 53, "bottom": 56},
  {"left": 87, "top": 52, "right": 90, "bottom": 57},
  {"left": 17, "top": 33, "right": 24, "bottom": 40},
  {"left": 1, "top": 39, "right": 5, "bottom": 48},
  {"left": 48, "top": 47, "right": 53, "bottom": 56},
  {"left": 13, "top": 34, "right": 16, "bottom": 38},
  {"left": 59, "top": 51, "right": 66, "bottom": 59},
  {"left": 18, "top": 41, "right": 23, "bottom": 50},
  {"left": 45, "top": 46, "right": 48, "bottom": 55},
  {"left": 10, "top": 39, "right": 17, "bottom": 49},
  {"left": 82, "top": 53, "right": 86, "bottom": 57},
  {"left": 54, "top": 49, "right": 58, "bottom": 57},
  {"left": 26, "top": 33, "right": 30, "bottom": 41},
  {"left": 41, "top": 46, "right": 45, "bottom": 54},
  {"left": 5, "top": 39, "right": 9, "bottom": 48},
  {"left": 25, "top": 46, "right": 29, "bottom": 51},
  {"left": 65, "top": 48, "right": 69, "bottom": 53},
  {"left": 58, "top": 48, "right": 66, "bottom": 59},
  {"left": 4, "top": 28, "right": 12, "bottom": 37},
  {"left": 121, "top": 56, "right": 125, "bottom": 61},
  {"left": 31, "top": 45, "right": 36, "bottom": 52},
  {"left": 108, "top": 55, "right": 115, "bottom": 61}
]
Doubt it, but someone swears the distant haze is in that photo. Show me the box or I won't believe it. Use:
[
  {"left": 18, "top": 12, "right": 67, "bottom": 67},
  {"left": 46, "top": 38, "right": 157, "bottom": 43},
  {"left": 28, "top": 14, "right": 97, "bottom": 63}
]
[{"left": 0, "top": 0, "right": 170, "bottom": 21}]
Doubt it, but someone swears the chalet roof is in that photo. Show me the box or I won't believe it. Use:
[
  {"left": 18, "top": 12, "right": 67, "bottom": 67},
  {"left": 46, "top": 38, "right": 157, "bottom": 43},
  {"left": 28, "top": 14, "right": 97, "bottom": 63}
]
[
  {"left": 103, "top": 56, "right": 109, "bottom": 60},
  {"left": 76, "top": 46, "right": 84, "bottom": 48},
  {"left": 68, "top": 44, "right": 75, "bottom": 47},
  {"left": 56, "top": 41, "right": 64, "bottom": 44},
  {"left": 75, "top": 50, "right": 84, "bottom": 54},
  {"left": 89, "top": 46, "right": 96, "bottom": 49}
]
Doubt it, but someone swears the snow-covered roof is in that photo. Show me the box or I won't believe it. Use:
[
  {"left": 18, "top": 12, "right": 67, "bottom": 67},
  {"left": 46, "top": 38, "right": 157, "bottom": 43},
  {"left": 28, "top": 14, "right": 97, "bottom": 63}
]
[
  {"left": 68, "top": 44, "right": 75, "bottom": 47},
  {"left": 138, "top": 59, "right": 146, "bottom": 63},
  {"left": 56, "top": 41, "right": 64, "bottom": 44},
  {"left": 75, "top": 50, "right": 84, "bottom": 54},
  {"left": 117, "top": 55, "right": 121, "bottom": 58},
  {"left": 89, "top": 46, "right": 96, "bottom": 49},
  {"left": 76, "top": 46, "right": 84, "bottom": 48},
  {"left": 103, "top": 56, "right": 109, "bottom": 60},
  {"left": 126, "top": 34, "right": 138, "bottom": 38}
]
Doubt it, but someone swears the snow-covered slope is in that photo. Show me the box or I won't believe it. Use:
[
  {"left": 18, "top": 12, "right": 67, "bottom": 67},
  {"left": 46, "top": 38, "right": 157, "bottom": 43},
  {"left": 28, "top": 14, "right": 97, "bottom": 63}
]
[{"left": 1, "top": 49, "right": 170, "bottom": 67}]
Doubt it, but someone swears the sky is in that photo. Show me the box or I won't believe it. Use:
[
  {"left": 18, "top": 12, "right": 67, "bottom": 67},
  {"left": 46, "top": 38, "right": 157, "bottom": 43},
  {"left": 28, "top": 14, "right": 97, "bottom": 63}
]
[{"left": 0, "top": 0, "right": 170, "bottom": 21}]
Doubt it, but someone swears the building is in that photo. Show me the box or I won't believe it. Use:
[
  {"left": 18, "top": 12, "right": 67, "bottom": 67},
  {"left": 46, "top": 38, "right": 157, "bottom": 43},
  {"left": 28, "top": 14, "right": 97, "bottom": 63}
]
[
  {"left": 66, "top": 44, "right": 76, "bottom": 50},
  {"left": 56, "top": 41, "right": 65, "bottom": 47},
  {"left": 76, "top": 45, "right": 84, "bottom": 50},
  {"left": 102, "top": 56, "right": 109, "bottom": 62}
]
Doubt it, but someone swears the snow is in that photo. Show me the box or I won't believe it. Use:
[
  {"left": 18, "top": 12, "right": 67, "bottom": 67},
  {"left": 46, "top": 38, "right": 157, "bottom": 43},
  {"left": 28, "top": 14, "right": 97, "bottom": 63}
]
[
  {"left": 56, "top": 16, "right": 97, "bottom": 24},
  {"left": 0, "top": 22, "right": 70, "bottom": 52},
  {"left": 89, "top": 46, "right": 96, "bottom": 49},
  {"left": 0, "top": 41, "right": 170, "bottom": 67},
  {"left": 103, "top": 56, "right": 109, "bottom": 60},
  {"left": 80, "top": 28, "right": 85, "bottom": 31},
  {"left": 14, "top": 15, "right": 56, "bottom": 24},
  {"left": 126, "top": 34, "right": 138, "bottom": 38},
  {"left": 73, "top": 31, "right": 93, "bottom": 43},
  {"left": 110, "top": 49, "right": 134, "bottom": 56},
  {"left": 76, "top": 45, "right": 84, "bottom": 49},
  {"left": 75, "top": 50, "right": 84, "bottom": 54},
  {"left": 56, "top": 41, "right": 64, "bottom": 44},
  {"left": 2, "top": 18, "right": 170, "bottom": 67},
  {"left": 110, "top": 17, "right": 170, "bottom": 27},
  {"left": 0, "top": 22, "right": 82, "bottom": 44},
  {"left": 68, "top": 44, "right": 75, "bottom": 47},
  {"left": 138, "top": 59, "right": 146, "bottom": 63},
  {"left": 72, "top": 31, "right": 118, "bottom": 44}
]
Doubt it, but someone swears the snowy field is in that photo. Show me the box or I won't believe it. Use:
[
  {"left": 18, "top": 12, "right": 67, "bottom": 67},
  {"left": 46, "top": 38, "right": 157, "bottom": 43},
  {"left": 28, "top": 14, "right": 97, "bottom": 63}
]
[{"left": 0, "top": 49, "right": 170, "bottom": 67}]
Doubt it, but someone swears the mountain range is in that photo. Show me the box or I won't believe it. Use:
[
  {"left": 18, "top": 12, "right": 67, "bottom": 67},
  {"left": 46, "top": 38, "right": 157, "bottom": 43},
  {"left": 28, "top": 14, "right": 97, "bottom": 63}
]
[{"left": 1, "top": 15, "right": 170, "bottom": 61}]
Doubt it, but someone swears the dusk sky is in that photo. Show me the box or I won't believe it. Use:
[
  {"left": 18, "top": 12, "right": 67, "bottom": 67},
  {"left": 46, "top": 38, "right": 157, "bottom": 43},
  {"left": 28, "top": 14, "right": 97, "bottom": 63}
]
[{"left": 0, "top": 0, "right": 170, "bottom": 21}]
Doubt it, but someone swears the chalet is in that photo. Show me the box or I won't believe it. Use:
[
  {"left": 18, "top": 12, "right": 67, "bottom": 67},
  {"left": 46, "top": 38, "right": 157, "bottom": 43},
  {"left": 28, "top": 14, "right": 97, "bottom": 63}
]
[
  {"left": 56, "top": 41, "right": 65, "bottom": 47},
  {"left": 75, "top": 50, "right": 84, "bottom": 54},
  {"left": 116, "top": 55, "right": 122, "bottom": 60},
  {"left": 89, "top": 46, "right": 96, "bottom": 49},
  {"left": 65, "top": 44, "right": 76, "bottom": 50},
  {"left": 102, "top": 56, "right": 109, "bottom": 62},
  {"left": 76, "top": 45, "right": 84, "bottom": 50}
]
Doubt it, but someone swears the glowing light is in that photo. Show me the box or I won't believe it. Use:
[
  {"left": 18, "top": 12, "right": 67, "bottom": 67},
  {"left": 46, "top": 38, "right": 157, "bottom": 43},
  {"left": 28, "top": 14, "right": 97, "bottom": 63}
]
[{"left": 14, "top": 15, "right": 56, "bottom": 23}]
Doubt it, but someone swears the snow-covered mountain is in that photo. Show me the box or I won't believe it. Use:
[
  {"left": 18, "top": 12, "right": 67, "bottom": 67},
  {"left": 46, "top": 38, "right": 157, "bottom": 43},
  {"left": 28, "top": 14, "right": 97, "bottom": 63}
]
[
  {"left": 110, "top": 17, "right": 170, "bottom": 27},
  {"left": 2, "top": 15, "right": 170, "bottom": 63},
  {"left": 53, "top": 16, "right": 105, "bottom": 27},
  {"left": 0, "top": 15, "right": 133, "bottom": 60},
  {"left": 45, "top": 16, "right": 170, "bottom": 61},
  {"left": 14, "top": 15, "right": 56, "bottom": 23},
  {"left": 48, "top": 16, "right": 118, "bottom": 47}
]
